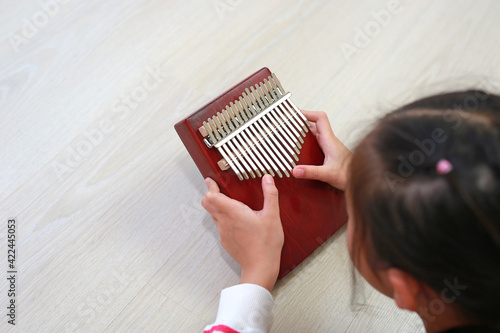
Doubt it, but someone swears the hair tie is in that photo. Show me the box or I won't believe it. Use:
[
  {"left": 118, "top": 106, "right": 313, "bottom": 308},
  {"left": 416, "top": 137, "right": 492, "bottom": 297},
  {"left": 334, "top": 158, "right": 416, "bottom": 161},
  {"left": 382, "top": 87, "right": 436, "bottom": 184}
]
[{"left": 436, "top": 159, "right": 453, "bottom": 175}]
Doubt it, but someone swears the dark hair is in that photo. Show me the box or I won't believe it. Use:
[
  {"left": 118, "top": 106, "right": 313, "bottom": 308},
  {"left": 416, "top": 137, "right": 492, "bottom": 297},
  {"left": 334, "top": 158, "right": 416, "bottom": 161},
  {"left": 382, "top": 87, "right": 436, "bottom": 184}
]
[{"left": 348, "top": 90, "right": 500, "bottom": 325}]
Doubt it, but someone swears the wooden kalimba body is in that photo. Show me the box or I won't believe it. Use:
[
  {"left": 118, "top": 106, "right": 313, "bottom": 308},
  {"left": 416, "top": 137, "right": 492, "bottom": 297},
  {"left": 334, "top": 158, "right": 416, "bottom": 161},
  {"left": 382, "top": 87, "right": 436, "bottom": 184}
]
[{"left": 175, "top": 68, "right": 347, "bottom": 278}]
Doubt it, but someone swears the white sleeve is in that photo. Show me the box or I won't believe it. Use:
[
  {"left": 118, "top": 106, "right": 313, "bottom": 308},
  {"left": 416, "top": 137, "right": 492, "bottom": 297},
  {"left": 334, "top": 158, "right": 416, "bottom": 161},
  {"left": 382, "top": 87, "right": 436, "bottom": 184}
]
[{"left": 203, "top": 283, "right": 274, "bottom": 333}]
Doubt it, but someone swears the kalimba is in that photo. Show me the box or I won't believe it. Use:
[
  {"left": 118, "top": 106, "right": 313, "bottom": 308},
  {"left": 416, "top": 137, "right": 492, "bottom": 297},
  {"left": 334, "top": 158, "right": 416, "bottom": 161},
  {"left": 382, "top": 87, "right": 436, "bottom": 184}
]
[{"left": 175, "top": 68, "right": 347, "bottom": 278}]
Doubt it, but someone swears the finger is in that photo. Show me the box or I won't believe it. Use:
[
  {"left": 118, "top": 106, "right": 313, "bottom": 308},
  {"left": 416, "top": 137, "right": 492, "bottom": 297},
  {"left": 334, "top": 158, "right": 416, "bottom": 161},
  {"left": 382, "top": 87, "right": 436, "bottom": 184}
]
[
  {"left": 203, "top": 178, "right": 249, "bottom": 216},
  {"left": 309, "top": 122, "right": 318, "bottom": 136},
  {"left": 261, "top": 175, "right": 279, "bottom": 218},
  {"left": 301, "top": 110, "right": 328, "bottom": 123},
  {"left": 302, "top": 111, "right": 335, "bottom": 140},
  {"left": 303, "top": 111, "right": 335, "bottom": 145},
  {"left": 202, "top": 178, "right": 221, "bottom": 212},
  {"left": 204, "top": 177, "right": 220, "bottom": 194},
  {"left": 293, "top": 165, "right": 332, "bottom": 183},
  {"left": 300, "top": 110, "right": 320, "bottom": 121}
]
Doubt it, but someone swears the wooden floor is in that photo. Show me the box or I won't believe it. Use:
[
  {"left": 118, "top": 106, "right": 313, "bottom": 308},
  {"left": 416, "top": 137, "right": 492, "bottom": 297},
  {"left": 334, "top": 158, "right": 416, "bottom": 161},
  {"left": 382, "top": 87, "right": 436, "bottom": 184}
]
[{"left": 1, "top": 1, "right": 499, "bottom": 332}]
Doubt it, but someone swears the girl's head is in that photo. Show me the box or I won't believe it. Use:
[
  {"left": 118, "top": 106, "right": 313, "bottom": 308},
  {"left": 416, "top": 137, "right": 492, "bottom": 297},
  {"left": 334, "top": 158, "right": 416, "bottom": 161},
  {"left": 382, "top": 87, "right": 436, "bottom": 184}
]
[{"left": 346, "top": 90, "right": 500, "bottom": 327}]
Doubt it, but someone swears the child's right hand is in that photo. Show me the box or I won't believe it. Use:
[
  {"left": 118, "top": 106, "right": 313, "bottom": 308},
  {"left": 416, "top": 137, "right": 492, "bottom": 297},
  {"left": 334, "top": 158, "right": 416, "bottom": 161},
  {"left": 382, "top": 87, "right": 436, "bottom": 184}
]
[{"left": 292, "top": 111, "right": 352, "bottom": 191}]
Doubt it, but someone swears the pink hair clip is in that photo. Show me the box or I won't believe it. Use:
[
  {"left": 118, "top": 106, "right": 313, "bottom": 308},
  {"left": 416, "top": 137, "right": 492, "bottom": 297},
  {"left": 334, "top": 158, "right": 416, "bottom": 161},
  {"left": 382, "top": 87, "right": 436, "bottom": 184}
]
[{"left": 436, "top": 159, "right": 453, "bottom": 175}]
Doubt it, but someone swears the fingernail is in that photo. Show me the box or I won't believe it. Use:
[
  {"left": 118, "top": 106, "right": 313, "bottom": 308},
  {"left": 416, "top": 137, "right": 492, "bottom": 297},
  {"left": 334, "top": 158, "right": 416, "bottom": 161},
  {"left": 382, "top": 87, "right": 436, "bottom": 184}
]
[
  {"left": 204, "top": 178, "right": 212, "bottom": 187},
  {"left": 264, "top": 175, "right": 274, "bottom": 184},
  {"left": 294, "top": 168, "right": 304, "bottom": 177}
]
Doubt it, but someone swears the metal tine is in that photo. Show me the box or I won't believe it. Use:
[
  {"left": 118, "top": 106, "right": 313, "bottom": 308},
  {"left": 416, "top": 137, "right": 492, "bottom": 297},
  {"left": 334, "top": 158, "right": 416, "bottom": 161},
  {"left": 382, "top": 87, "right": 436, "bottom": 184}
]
[
  {"left": 248, "top": 86, "right": 261, "bottom": 110},
  {"left": 261, "top": 115, "right": 299, "bottom": 162},
  {"left": 232, "top": 103, "right": 245, "bottom": 125},
  {"left": 244, "top": 126, "right": 278, "bottom": 177},
  {"left": 238, "top": 100, "right": 251, "bottom": 122},
  {"left": 206, "top": 73, "right": 308, "bottom": 180},
  {"left": 214, "top": 115, "right": 227, "bottom": 138},
  {"left": 255, "top": 84, "right": 270, "bottom": 107},
  {"left": 263, "top": 79, "right": 278, "bottom": 101},
  {"left": 222, "top": 108, "right": 234, "bottom": 131},
  {"left": 248, "top": 124, "right": 285, "bottom": 178},
  {"left": 260, "top": 81, "right": 275, "bottom": 104},
  {"left": 236, "top": 136, "right": 259, "bottom": 178},
  {"left": 250, "top": 85, "right": 268, "bottom": 109},
  {"left": 234, "top": 135, "right": 262, "bottom": 178},
  {"left": 267, "top": 109, "right": 302, "bottom": 155},
  {"left": 271, "top": 73, "right": 285, "bottom": 95},
  {"left": 226, "top": 102, "right": 238, "bottom": 124},
  {"left": 221, "top": 144, "right": 249, "bottom": 179},
  {"left": 245, "top": 88, "right": 262, "bottom": 113},
  {"left": 272, "top": 105, "right": 304, "bottom": 145},
  {"left": 208, "top": 118, "right": 221, "bottom": 141},
  {"left": 238, "top": 131, "right": 267, "bottom": 176},
  {"left": 203, "top": 121, "right": 217, "bottom": 145},
  {"left": 287, "top": 98, "right": 311, "bottom": 127},
  {"left": 267, "top": 76, "right": 283, "bottom": 98},
  {"left": 243, "top": 128, "right": 275, "bottom": 177},
  {"left": 238, "top": 96, "right": 250, "bottom": 117},
  {"left": 255, "top": 121, "right": 294, "bottom": 174},
  {"left": 249, "top": 96, "right": 262, "bottom": 115},
  {"left": 278, "top": 103, "right": 306, "bottom": 137},
  {"left": 242, "top": 90, "right": 255, "bottom": 112},
  {"left": 236, "top": 98, "right": 252, "bottom": 121},
  {"left": 240, "top": 94, "right": 256, "bottom": 118},
  {"left": 227, "top": 139, "right": 255, "bottom": 178},
  {"left": 274, "top": 97, "right": 305, "bottom": 135},
  {"left": 231, "top": 101, "right": 247, "bottom": 122},
  {"left": 217, "top": 112, "right": 230, "bottom": 135},
  {"left": 255, "top": 120, "right": 295, "bottom": 171},
  {"left": 219, "top": 145, "right": 244, "bottom": 181},
  {"left": 223, "top": 143, "right": 249, "bottom": 180},
  {"left": 282, "top": 101, "right": 309, "bottom": 134},
  {"left": 229, "top": 146, "right": 249, "bottom": 180},
  {"left": 245, "top": 86, "right": 298, "bottom": 169},
  {"left": 225, "top": 105, "right": 240, "bottom": 129}
]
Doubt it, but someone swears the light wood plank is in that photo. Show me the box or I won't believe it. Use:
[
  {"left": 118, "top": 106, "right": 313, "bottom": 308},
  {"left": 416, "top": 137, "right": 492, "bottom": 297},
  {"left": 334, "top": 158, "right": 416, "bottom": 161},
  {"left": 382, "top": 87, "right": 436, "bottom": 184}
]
[{"left": 1, "top": 0, "right": 499, "bottom": 332}]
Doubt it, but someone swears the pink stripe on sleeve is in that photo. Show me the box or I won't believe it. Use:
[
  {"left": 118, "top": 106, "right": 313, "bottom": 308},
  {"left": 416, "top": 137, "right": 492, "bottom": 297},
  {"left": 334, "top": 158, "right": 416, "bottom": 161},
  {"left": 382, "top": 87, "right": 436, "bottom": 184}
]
[{"left": 203, "top": 324, "right": 241, "bottom": 333}]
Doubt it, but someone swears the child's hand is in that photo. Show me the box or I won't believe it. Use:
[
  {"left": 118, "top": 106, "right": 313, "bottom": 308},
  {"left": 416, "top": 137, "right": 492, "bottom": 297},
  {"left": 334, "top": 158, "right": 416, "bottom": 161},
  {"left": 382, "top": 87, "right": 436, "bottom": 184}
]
[
  {"left": 202, "top": 175, "right": 284, "bottom": 292},
  {"left": 293, "top": 111, "right": 352, "bottom": 190}
]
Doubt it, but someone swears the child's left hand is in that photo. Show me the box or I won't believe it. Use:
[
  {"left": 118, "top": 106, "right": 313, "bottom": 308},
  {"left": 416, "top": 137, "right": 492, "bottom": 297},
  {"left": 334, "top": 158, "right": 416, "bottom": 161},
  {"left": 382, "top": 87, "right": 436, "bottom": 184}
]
[{"left": 202, "top": 175, "right": 284, "bottom": 292}]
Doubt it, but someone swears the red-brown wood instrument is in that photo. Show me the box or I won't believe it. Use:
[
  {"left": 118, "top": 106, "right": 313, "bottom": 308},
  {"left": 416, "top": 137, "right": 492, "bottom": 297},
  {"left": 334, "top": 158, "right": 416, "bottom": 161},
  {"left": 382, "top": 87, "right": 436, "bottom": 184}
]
[{"left": 174, "top": 68, "right": 347, "bottom": 278}]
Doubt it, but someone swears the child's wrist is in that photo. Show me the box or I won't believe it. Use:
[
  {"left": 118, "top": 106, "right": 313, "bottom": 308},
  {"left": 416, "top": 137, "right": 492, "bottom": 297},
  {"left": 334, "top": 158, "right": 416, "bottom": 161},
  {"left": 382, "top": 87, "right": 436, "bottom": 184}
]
[
  {"left": 339, "top": 151, "right": 352, "bottom": 190},
  {"left": 240, "top": 260, "right": 280, "bottom": 292}
]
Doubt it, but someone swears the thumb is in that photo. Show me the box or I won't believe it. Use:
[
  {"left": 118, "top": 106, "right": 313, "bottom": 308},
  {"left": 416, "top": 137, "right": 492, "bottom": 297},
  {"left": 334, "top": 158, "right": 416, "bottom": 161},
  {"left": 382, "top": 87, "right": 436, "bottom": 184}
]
[
  {"left": 202, "top": 177, "right": 222, "bottom": 212},
  {"left": 261, "top": 175, "right": 279, "bottom": 216},
  {"left": 204, "top": 177, "right": 220, "bottom": 194},
  {"left": 293, "top": 165, "right": 332, "bottom": 183}
]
